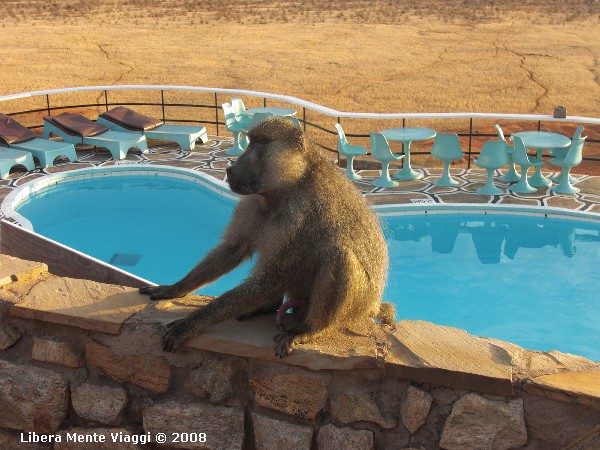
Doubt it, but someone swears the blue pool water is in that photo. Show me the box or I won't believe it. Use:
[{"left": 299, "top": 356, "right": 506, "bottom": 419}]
[{"left": 14, "top": 173, "right": 600, "bottom": 361}]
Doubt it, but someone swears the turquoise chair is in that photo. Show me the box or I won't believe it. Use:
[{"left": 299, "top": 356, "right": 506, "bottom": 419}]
[
  {"left": 369, "top": 132, "right": 404, "bottom": 188},
  {"left": 334, "top": 123, "right": 367, "bottom": 181},
  {"left": 496, "top": 124, "right": 520, "bottom": 182},
  {"left": 285, "top": 117, "right": 303, "bottom": 129},
  {"left": 550, "top": 125, "right": 584, "bottom": 185},
  {"left": 222, "top": 102, "right": 251, "bottom": 156},
  {"left": 549, "top": 133, "right": 586, "bottom": 194},
  {"left": 0, "top": 113, "right": 78, "bottom": 169},
  {"left": 0, "top": 148, "right": 35, "bottom": 179},
  {"left": 510, "top": 136, "right": 542, "bottom": 194},
  {"left": 231, "top": 98, "right": 251, "bottom": 123},
  {"left": 430, "top": 132, "right": 463, "bottom": 187},
  {"left": 474, "top": 140, "right": 509, "bottom": 195}
]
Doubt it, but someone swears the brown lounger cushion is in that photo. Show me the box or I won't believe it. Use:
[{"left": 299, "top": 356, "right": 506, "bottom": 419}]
[
  {"left": 0, "top": 113, "right": 37, "bottom": 144},
  {"left": 46, "top": 112, "right": 110, "bottom": 137},
  {"left": 99, "top": 106, "right": 163, "bottom": 131}
]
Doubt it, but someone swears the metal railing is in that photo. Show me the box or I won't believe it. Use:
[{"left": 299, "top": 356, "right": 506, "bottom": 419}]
[{"left": 2, "top": 85, "right": 599, "bottom": 170}]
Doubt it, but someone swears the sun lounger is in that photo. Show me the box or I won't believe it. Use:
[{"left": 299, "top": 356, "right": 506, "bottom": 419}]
[
  {"left": 96, "top": 106, "right": 208, "bottom": 151},
  {"left": 0, "top": 147, "right": 35, "bottom": 179},
  {"left": 42, "top": 112, "right": 148, "bottom": 160},
  {"left": 0, "top": 113, "right": 77, "bottom": 169}
]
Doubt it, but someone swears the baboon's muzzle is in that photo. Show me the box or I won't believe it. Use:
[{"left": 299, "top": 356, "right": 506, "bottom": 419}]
[{"left": 226, "top": 163, "right": 258, "bottom": 195}]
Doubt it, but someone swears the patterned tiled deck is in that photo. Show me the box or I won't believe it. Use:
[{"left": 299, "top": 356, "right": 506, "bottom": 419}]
[{"left": 2, "top": 135, "right": 600, "bottom": 217}]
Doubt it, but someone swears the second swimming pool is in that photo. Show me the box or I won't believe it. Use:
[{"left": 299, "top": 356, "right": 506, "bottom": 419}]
[{"left": 10, "top": 168, "right": 600, "bottom": 361}]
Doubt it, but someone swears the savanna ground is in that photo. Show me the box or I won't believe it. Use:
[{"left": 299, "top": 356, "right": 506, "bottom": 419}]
[{"left": 1, "top": 0, "right": 600, "bottom": 171}]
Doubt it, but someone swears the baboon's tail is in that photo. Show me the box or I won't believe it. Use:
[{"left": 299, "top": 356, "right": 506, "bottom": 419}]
[{"left": 377, "top": 302, "right": 396, "bottom": 327}]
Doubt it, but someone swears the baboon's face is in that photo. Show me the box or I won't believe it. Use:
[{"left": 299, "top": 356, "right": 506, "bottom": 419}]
[{"left": 226, "top": 118, "right": 308, "bottom": 196}]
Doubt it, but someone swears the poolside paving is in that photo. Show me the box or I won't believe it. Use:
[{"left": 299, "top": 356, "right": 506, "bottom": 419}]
[{"left": 1, "top": 136, "right": 600, "bottom": 216}]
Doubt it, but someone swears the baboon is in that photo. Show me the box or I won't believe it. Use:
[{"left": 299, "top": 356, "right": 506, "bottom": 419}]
[{"left": 140, "top": 117, "right": 395, "bottom": 357}]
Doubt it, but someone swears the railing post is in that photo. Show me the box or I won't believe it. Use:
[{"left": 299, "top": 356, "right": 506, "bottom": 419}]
[
  {"left": 302, "top": 108, "right": 306, "bottom": 131},
  {"left": 467, "top": 117, "right": 473, "bottom": 169},
  {"left": 46, "top": 94, "right": 51, "bottom": 117},
  {"left": 214, "top": 93, "right": 219, "bottom": 136},
  {"left": 104, "top": 90, "right": 109, "bottom": 111},
  {"left": 161, "top": 90, "right": 166, "bottom": 122},
  {"left": 336, "top": 117, "right": 341, "bottom": 166}
]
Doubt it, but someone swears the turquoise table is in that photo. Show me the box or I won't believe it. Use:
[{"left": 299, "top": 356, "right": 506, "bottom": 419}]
[
  {"left": 512, "top": 131, "right": 571, "bottom": 187},
  {"left": 381, "top": 127, "right": 436, "bottom": 180},
  {"left": 246, "top": 107, "right": 296, "bottom": 117}
]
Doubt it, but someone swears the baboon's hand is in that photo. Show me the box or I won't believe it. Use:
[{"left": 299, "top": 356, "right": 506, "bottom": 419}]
[
  {"left": 162, "top": 318, "right": 193, "bottom": 352},
  {"left": 139, "top": 284, "right": 182, "bottom": 301},
  {"left": 273, "top": 332, "right": 297, "bottom": 358}
]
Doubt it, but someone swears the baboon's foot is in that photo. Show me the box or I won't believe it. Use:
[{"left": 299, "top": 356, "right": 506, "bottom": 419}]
[
  {"left": 139, "top": 284, "right": 182, "bottom": 301},
  {"left": 162, "top": 317, "right": 194, "bottom": 352},
  {"left": 273, "top": 332, "right": 298, "bottom": 358}
]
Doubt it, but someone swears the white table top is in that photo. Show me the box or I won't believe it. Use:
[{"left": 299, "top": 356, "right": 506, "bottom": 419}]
[
  {"left": 512, "top": 131, "right": 571, "bottom": 149},
  {"left": 381, "top": 127, "right": 436, "bottom": 142},
  {"left": 246, "top": 107, "right": 296, "bottom": 117}
]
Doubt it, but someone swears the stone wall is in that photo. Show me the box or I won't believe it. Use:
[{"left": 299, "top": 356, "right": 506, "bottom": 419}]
[{"left": 1, "top": 255, "right": 600, "bottom": 449}]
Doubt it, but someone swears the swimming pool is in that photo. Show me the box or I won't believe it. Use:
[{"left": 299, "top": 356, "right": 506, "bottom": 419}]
[{"left": 5, "top": 167, "right": 600, "bottom": 361}]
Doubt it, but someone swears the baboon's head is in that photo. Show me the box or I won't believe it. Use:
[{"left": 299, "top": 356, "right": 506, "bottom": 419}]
[{"left": 226, "top": 118, "right": 309, "bottom": 196}]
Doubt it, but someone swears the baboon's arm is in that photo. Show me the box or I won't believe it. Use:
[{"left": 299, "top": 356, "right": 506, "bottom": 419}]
[
  {"left": 162, "top": 274, "right": 283, "bottom": 351},
  {"left": 139, "top": 240, "right": 253, "bottom": 300},
  {"left": 140, "top": 196, "right": 264, "bottom": 300}
]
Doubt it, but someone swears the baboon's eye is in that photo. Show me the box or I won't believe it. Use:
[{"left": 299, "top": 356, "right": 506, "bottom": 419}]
[{"left": 255, "top": 137, "right": 268, "bottom": 146}]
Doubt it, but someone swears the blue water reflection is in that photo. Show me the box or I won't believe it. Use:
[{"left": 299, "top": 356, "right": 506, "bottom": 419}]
[{"left": 381, "top": 213, "right": 600, "bottom": 361}]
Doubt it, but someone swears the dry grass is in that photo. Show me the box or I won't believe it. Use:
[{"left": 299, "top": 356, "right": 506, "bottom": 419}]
[
  {"left": 1, "top": 1, "right": 599, "bottom": 172},
  {"left": 2, "top": 1, "right": 599, "bottom": 115}
]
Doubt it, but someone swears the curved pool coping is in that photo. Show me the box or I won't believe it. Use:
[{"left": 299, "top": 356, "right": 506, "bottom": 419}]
[
  {"left": 1, "top": 164, "right": 239, "bottom": 232},
  {"left": 4, "top": 164, "right": 600, "bottom": 232}
]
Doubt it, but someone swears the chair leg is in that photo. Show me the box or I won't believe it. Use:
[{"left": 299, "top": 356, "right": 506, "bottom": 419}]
[
  {"left": 499, "top": 154, "right": 521, "bottom": 182},
  {"left": 510, "top": 165, "right": 536, "bottom": 194},
  {"left": 225, "top": 132, "right": 245, "bottom": 156},
  {"left": 552, "top": 166, "right": 579, "bottom": 194},
  {"left": 434, "top": 160, "right": 459, "bottom": 187},
  {"left": 345, "top": 155, "right": 362, "bottom": 181},
  {"left": 476, "top": 169, "right": 504, "bottom": 195},
  {"left": 372, "top": 161, "right": 398, "bottom": 188}
]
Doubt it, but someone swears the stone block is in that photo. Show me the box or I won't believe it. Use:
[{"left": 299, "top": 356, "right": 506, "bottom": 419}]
[
  {"left": 525, "top": 371, "right": 600, "bottom": 409},
  {"left": 250, "top": 373, "right": 327, "bottom": 420},
  {"left": 55, "top": 427, "right": 143, "bottom": 449},
  {"left": 330, "top": 382, "right": 396, "bottom": 429},
  {"left": 0, "top": 255, "right": 48, "bottom": 287},
  {"left": 401, "top": 385, "right": 433, "bottom": 435},
  {"left": 524, "top": 395, "right": 600, "bottom": 449},
  {"left": 0, "top": 359, "right": 69, "bottom": 433},
  {"left": 86, "top": 341, "right": 170, "bottom": 393},
  {"left": 0, "top": 428, "right": 51, "bottom": 450},
  {"left": 189, "top": 358, "right": 235, "bottom": 403},
  {"left": 71, "top": 382, "right": 128, "bottom": 425},
  {"left": 0, "top": 322, "right": 20, "bottom": 350},
  {"left": 440, "top": 393, "right": 527, "bottom": 450},
  {"left": 316, "top": 424, "right": 374, "bottom": 450},
  {"left": 143, "top": 401, "right": 244, "bottom": 449},
  {"left": 252, "top": 412, "right": 313, "bottom": 450},
  {"left": 32, "top": 337, "right": 82, "bottom": 367},
  {"left": 388, "top": 321, "right": 513, "bottom": 396},
  {"left": 10, "top": 276, "right": 148, "bottom": 335}
]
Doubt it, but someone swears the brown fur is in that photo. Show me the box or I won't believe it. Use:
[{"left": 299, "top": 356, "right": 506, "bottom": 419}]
[{"left": 140, "top": 117, "right": 394, "bottom": 357}]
